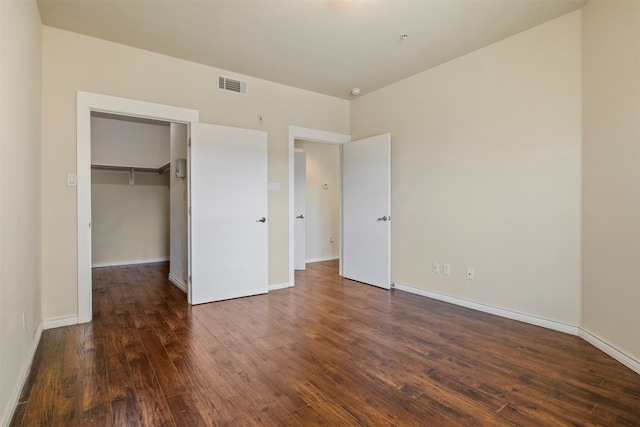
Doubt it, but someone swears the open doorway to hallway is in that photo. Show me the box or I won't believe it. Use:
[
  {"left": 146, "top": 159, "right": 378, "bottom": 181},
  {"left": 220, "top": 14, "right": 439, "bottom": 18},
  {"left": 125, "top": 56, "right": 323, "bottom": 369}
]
[{"left": 293, "top": 140, "right": 341, "bottom": 272}]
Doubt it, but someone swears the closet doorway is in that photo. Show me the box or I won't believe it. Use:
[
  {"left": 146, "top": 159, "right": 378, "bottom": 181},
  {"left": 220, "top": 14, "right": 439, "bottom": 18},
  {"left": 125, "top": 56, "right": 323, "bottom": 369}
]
[
  {"left": 77, "top": 92, "right": 199, "bottom": 323},
  {"left": 90, "top": 112, "right": 189, "bottom": 293},
  {"left": 78, "top": 92, "right": 269, "bottom": 323}
]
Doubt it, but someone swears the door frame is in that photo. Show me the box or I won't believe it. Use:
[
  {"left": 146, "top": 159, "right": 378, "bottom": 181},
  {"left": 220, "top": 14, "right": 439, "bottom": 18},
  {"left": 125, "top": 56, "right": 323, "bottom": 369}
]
[
  {"left": 287, "top": 126, "right": 350, "bottom": 287},
  {"left": 77, "top": 91, "right": 199, "bottom": 324}
]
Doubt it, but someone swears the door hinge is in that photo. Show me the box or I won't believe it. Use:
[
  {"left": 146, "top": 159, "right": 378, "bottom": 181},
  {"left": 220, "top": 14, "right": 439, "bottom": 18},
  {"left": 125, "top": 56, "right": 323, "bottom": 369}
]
[
  {"left": 188, "top": 275, "right": 192, "bottom": 283},
  {"left": 188, "top": 137, "right": 191, "bottom": 147},
  {"left": 188, "top": 206, "right": 192, "bottom": 215}
]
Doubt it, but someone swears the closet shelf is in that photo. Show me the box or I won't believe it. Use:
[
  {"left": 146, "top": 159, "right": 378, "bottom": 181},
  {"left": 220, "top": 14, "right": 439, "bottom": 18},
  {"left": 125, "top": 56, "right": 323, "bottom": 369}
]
[{"left": 91, "top": 161, "right": 171, "bottom": 175}]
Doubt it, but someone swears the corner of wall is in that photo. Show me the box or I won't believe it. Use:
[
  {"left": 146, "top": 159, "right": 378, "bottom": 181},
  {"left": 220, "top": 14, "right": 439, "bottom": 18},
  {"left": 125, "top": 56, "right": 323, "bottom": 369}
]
[{"left": 0, "top": 323, "right": 43, "bottom": 427}]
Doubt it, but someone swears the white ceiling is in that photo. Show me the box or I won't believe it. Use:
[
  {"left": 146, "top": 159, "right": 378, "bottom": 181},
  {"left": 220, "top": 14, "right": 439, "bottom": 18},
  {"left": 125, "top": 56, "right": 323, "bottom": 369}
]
[{"left": 37, "top": 0, "right": 586, "bottom": 100}]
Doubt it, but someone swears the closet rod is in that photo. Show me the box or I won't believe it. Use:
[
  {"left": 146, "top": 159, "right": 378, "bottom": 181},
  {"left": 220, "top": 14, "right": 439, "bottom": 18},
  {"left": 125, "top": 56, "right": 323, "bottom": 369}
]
[{"left": 91, "top": 161, "right": 171, "bottom": 175}]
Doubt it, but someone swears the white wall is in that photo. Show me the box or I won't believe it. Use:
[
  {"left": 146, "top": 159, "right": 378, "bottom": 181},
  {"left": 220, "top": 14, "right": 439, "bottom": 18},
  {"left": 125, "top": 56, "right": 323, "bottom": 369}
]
[
  {"left": 41, "top": 26, "right": 349, "bottom": 321},
  {"left": 582, "top": 1, "right": 640, "bottom": 364},
  {"left": 91, "top": 172, "right": 170, "bottom": 266},
  {"left": 0, "top": 1, "right": 42, "bottom": 424},
  {"left": 91, "top": 114, "right": 170, "bottom": 168},
  {"left": 351, "top": 11, "right": 582, "bottom": 326},
  {"left": 295, "top": 141, "right": 340, "bottom": 262},
  {"left": 169, "top": 123, "right": 188, "bottom": 288}
]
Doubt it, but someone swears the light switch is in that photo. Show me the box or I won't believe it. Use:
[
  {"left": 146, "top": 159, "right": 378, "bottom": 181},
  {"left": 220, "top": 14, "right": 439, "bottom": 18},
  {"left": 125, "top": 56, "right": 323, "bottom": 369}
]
[{"left": 67, "top": 174, "right": 77, "bottom": 187}]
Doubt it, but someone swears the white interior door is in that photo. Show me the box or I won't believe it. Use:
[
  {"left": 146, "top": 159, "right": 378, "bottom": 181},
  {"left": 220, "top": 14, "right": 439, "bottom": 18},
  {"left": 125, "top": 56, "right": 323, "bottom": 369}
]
[
  {"left": 294, "top": 151, "right": 307, "bottom": 270},
  {"left": 189, "top": 123, "right": 268, "bottom": 304},
  {"left": 342, "top": 133, "right": 391, "bottom": 289}
]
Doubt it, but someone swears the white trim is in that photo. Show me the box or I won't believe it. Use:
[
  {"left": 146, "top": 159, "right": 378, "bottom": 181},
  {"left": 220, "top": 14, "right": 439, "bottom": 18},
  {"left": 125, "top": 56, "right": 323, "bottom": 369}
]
[
  {"left": 269, "top": 282, "right": 291, "bottom": 291},
  {"left": 288, "top": 125, "right": 350, "bottom": 289},
  {"left": 305, "top": 256, "right": 339, "bottom": 264},
  {"left": 92, "top": 257, "right": 170, "bottom": 268},
  {"left": 393, "top": 282, "right": 580, "bottom": 336},
  {"left": 1, "top": 323, "right": 43, "bottom": 427},
  {"left": 43, "top": 316, "right": 79, "bottom": 330},
  {"left": 396, "top": 283, "right": 640, "bottom": 376},
  {"left": 77, "top": 91, "right": 199, "bottom": 323},
  {"left": 579, "top": 328, "right": 640, "bottom": 375},
  {"left": 168, "top": 274, "right": 188, "bottom": 293}
]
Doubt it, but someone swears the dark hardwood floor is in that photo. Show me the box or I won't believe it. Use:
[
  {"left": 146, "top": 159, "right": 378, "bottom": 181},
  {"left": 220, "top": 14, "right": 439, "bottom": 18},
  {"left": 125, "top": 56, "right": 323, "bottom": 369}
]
[{"left": 10, "top": 260, "right": 640, "bottom": 426}]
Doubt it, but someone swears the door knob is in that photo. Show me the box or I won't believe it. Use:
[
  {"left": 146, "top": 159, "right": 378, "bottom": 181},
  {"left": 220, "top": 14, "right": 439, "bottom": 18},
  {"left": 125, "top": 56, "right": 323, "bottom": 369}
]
[
  {"left": 377, "top": 216, "right": 388, "bottom": 221},
  {"left": 296, "top": 214, "right": 305, "bottom": 219},
  {"left": 257, "top": 217, "right": 267, "bottom": 223}
]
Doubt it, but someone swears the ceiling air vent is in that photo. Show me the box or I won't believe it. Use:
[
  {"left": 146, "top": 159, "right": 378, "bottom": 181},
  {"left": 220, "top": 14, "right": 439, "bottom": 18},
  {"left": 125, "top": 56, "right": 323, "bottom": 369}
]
[{"left": 218, "top": 75, "right": 248, "bottom": 95}]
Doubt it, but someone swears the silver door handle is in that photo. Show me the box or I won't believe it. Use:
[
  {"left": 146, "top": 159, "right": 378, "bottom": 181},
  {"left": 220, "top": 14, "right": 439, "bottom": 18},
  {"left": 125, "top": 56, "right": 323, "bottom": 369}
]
[
  {"left": 296, "top": 214, "right": 305, "bottom": 219},
  {"left": 257, "top": 217, "right": 266, "bottom": 223},
  {"left": 377, "top": 216, "right": 389, "bottom": 221}
]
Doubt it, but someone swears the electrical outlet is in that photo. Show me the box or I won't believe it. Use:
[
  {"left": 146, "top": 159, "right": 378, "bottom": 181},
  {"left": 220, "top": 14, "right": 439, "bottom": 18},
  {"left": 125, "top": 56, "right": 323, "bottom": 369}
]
[
  {"left": 432, "top": 262, "right": 440, "bottom": 274},
  {"left": 466, "top": 267, "right": 474, "bottom": 280},
  {"left": 443, "top": 264, "right": 450, "bottom": 276}
]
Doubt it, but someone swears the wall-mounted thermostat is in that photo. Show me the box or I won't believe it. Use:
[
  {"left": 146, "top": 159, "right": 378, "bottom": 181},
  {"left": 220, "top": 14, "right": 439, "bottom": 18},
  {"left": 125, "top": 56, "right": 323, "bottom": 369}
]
[{"left": 175, "top": 158, "right": 186, "bottom": 178}]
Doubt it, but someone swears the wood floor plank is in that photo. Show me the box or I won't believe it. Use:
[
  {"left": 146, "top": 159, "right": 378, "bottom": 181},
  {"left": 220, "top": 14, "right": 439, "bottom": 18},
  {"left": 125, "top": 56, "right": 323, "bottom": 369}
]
[
  {"left": 10, "top": 261, "right": 640, "bottom": 426},
  {"left": 167, "top": 350, "right": 231, "bottom": 425},
  {"left": 165, "top": 392, "right": 208, "bottom": 427},
  {"left": 121, "top": 321, "right": 176, "bottom": 427},
  {"left": 321, "top": 368, "right": 426, "bottom": 427},
  {"left": 333, "top": 360, "right": 475, "bottom": 426},
  {"left": 138, "top": 329, "right": 186, "bottom": 398},
  {"left": 290, "top": 379, "right": 364, "bottom": 427},
  {"left": 78, "top": 326, "right": 112, "bottom": 425},
  {"left": 16, "top": 329, "right": 67, "bottom": 427}
]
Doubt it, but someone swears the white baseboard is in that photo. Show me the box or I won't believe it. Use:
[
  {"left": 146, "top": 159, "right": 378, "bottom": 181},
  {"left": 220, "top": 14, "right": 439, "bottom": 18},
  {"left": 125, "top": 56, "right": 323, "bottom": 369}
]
[
  {"left": 393, "top": 283, "right": 640, "bottom": 375},
  {"left": 305, "top": 256, "right": 339, "bottom": 264},
  {"left": 43, "top": 315, "right": 78, "bottom": 330},
  {"left": 92, "top": 257, "right": 169, "bottom": 268},
  {"left": 168, "top": 274, "right": 187, "bottom": 294},
  {"left": 1, "top": 322, "right": 43, "bottom": 427},
  {"left": 579, "top": 328, "right": 640, "bottom": 375},
  {"left": 269, "top": 282, "right": 290, "bottom": 291},
  {"left": 392, "top": 283, "right": 580, "bottom": 336}
]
